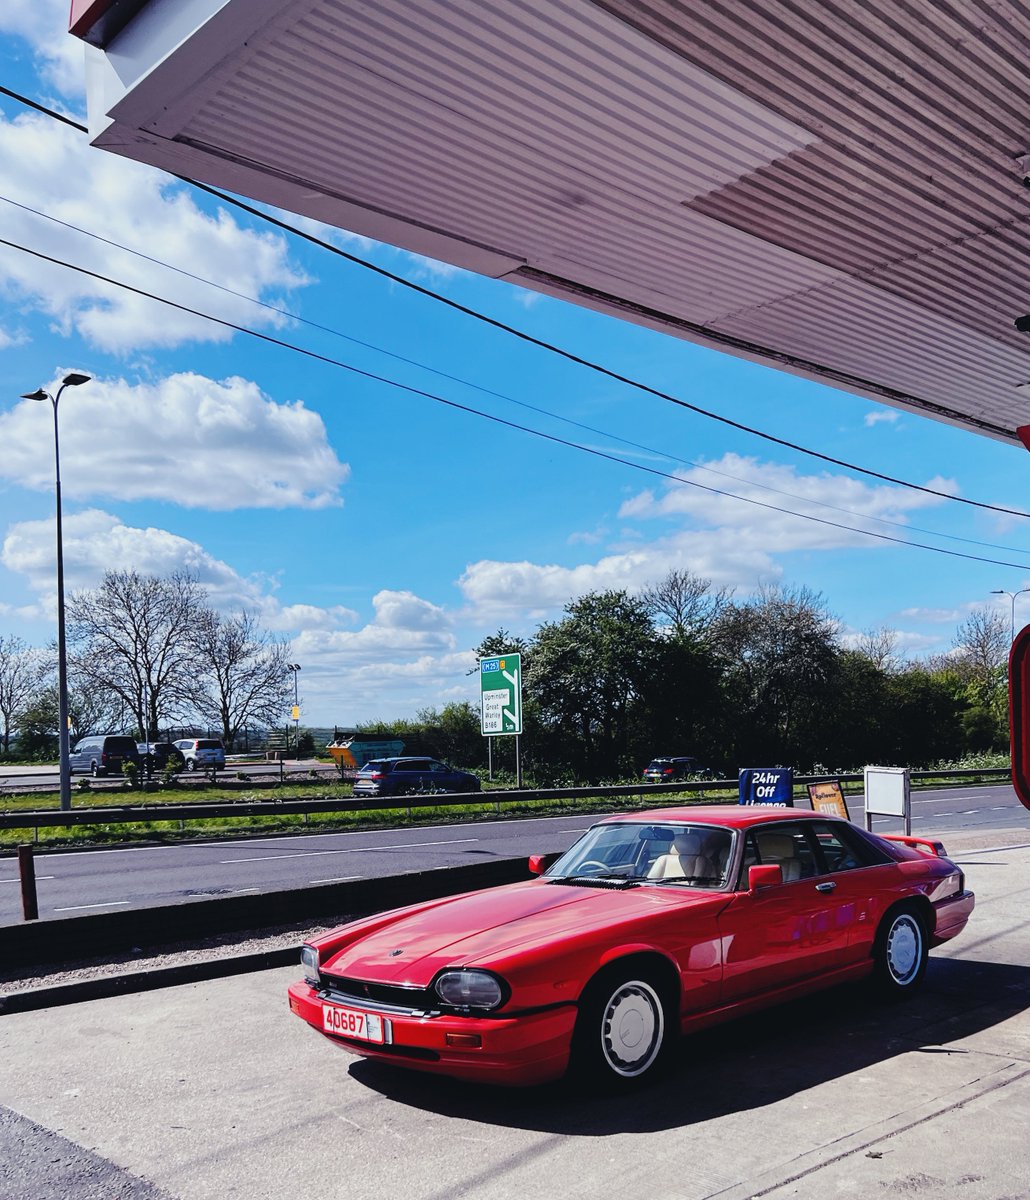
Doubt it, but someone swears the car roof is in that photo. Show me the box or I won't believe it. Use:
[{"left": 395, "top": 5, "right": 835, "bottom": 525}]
[{"left": 600, "top": 805, "right": 841, "bottom": 831}]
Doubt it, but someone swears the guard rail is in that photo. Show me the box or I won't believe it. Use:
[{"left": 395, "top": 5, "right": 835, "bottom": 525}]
[{"left": 0, "top": 767, "right": 1010, "bottom": 838}]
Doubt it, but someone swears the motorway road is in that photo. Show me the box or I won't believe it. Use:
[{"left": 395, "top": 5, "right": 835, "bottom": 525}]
[{"left": 1, "top": 784, "right": 1028, "bottom": 926}]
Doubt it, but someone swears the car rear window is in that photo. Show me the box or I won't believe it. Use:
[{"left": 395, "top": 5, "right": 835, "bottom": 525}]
[
  {"left": 361, "top": 760, "right": 389, "bottom": 772},
  {"left": 197, "top": 740, "right": 223, "bottom": 749},
  {"left": 106, "top": 737, "right": 138, "bottom": 754}
]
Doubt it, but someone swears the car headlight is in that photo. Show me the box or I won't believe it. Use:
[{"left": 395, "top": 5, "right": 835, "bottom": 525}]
[
  {"left": 434, "top": 969, "right": 505, "bottom": 1010},
  {"left": 300, "top": 944, "right": 321, "bottom": 987}
]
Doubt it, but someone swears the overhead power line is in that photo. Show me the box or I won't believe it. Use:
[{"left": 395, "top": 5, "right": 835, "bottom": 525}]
[
  {"left": 0, "top": 82, "right": 1026, "bottom": 522},
  {"left": 4, "top": 190, "right": 1029, "bottom": 560},
  {"left": 3, "top": 232, "right": 1030, "bottom": 571}
]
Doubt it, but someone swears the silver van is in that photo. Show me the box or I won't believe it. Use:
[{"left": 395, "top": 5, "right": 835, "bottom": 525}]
[{"left": 69, "top": 734, "right": 141, "bottom": 777}]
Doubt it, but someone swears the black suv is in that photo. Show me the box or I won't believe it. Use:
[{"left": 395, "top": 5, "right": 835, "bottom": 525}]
[{"left": 642, "top": 756, "right": 706, "bottom": 783}]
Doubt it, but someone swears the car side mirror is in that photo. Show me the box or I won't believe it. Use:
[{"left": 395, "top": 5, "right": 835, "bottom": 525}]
[
  {"left": 528, "top": 853, "right": 561, "bottom": 875},
  {"left": 748, "top": 864, "right": 783, "bottom": 891}
]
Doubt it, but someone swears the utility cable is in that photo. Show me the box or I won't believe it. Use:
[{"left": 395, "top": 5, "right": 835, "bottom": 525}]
[
  {"left": 5, "top": 190, "right": 1027, "bottom": 557},
  {"left": 0, "top": 83, "right": 1026, "bottom": 520},
  {"left": 3, "top": 231, "right": 1029, "bottom": 571}
]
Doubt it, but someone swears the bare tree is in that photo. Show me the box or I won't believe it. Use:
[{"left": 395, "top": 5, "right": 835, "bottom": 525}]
[
  {"left": 67, "top": 570, "right": 207, "bottom": 738},
  {"left": 0, "top": 636, "right": 46, "bottom": 752},
  {"left": 190, "top": 609, "right": 293, "bottom": 746},
  {"left": 952, "top": 606, "right": 1008, "bottom": 704},
  {"left": 854, "top": 626, "right": 902, "bottom": 674},
  {"left": 641, "top": 569, "right": 731, "bottom": 641}
]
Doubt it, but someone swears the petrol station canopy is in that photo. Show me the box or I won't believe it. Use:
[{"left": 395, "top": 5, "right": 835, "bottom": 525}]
[{"left": 70, "top": 0, "right": 1030, "bottom": 447}]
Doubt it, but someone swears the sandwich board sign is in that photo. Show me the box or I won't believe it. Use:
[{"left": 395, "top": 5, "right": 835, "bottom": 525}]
[{"left": 479, "top": 654, "right": 522, "bottom": 736}]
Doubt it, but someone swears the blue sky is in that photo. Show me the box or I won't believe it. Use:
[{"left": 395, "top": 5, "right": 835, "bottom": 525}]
[{"left": 2, "top": 2, "right": 1030, "bottom": 728}]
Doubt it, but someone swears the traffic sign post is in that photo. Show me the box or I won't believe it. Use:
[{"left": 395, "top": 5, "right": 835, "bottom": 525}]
[{"left": 480, "top": 654, "right": 523, "bottom": 787}]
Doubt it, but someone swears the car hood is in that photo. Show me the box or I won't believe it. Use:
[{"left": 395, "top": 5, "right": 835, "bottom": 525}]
[{"left": 323, "top": 878, "right": 722, "bottom": 985}]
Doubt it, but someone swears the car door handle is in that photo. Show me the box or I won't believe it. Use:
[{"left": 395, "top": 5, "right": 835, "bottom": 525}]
[{"left": 815, "top": 881, "right": 837, "bottom": 892}]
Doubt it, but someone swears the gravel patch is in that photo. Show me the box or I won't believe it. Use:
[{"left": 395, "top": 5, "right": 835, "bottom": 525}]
[{"left": 0, "top": 920, "right": 340, "bottom": 995}]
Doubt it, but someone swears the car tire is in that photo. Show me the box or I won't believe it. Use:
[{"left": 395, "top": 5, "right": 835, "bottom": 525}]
[
  {"left": 90, "top": 763, "right": 99, "bottom": 777},
  {"left": 186, "top": 759, "right": 197, "bottom": 772},
  {"left": 873, "top": 905, "right": 928, "bottom": 998},
  {"left": 571, "top": 964, "right": 674, "bottom": 1088}
]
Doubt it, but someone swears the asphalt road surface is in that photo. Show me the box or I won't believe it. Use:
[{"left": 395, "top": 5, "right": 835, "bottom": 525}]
[
  {"left": 1, "top": 830, "right": 1028, "bottom": 1200},
  {"left": 1, "top": 784, "right": 1027, "bottom": 925}
]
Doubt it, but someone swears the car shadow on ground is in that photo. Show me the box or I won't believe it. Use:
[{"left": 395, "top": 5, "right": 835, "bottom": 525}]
[{"left": 347, "top": 956, "right": 1030, "bottom": 1134}]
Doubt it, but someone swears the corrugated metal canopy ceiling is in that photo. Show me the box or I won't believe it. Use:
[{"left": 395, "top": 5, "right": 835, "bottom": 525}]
[{"left": 83, "top": 0, "right": 1030, "bottom": 444}]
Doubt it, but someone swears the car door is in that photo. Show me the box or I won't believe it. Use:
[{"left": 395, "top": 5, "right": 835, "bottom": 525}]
[{"left": 716, "top": 821, "right": 861, "bottom": 1003}]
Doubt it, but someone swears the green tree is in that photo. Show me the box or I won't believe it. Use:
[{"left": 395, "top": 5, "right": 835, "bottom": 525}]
[
  {"left": 711, "top": 585, "right": 841, "bottom": 767},
  {"left": 528, "top": 590, "right": 656, "bottom": 781}
]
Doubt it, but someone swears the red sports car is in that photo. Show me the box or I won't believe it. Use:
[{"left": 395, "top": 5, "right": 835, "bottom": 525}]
[{"left": 288, "top": 805, "right": 974, "bottom": 1087}]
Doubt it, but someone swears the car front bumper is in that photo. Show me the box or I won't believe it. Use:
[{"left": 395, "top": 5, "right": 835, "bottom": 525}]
[{"left": 287, "top": 981, "right": 577, "bottom": 1086}]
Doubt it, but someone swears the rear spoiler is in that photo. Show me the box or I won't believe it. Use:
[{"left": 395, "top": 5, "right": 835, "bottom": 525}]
[{"left": 881, "top": 834, "right": 947, "bottom": 857}]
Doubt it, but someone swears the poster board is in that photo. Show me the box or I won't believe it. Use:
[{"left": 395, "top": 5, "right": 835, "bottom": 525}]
[{"left": 807, "top": 779, "right": 850, "bottom": 820}]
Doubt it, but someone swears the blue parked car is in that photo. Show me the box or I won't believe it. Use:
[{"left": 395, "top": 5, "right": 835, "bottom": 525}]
[{"left": 352, "top": 757, "right": 480, "bottom": 797}]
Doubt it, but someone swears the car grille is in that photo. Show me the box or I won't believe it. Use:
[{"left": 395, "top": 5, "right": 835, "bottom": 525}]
[{"left": 320, "top": 973, "right": 434, "bottom": 1012}]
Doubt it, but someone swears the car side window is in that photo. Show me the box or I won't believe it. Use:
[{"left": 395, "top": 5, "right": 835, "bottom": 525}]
[
  {"left": 812, "top": 822, "right": 890, "bottom": 870},
  {"left": 744, "top": 824, "right": 820, "bottom": 882}
]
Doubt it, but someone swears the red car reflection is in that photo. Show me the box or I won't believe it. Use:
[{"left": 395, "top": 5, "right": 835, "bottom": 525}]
[{"left": 288, "top": 806, "right": 974, "bottom": 1087}]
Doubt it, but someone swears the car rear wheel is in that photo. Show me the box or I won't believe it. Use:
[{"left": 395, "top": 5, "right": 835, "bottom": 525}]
[
  {"left": 873, "top": 906, "right": 928, "bottom": 997},
  {"left": 571, "top": 966, "right": 673, "bottom": 1087},
  {"left": 90, "top": 763, "right": 99, "bottom": 777},
  {"left": 186, "top": 759, "right": 196, "bottom": 772}
]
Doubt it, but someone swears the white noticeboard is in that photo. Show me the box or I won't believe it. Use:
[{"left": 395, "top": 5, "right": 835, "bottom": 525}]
[{"left": 863, "top": 765, "right": 911, "bottom": 834}]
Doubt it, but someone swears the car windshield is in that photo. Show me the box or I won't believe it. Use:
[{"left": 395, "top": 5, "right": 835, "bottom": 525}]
[{"left": 546, "top": 822, "right": 733, "bottom": 887}]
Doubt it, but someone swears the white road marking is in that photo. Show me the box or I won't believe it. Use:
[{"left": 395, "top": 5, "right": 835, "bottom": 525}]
[
  {"left": 0, "top": 875, "right": 55, "bottom": 883},
  {"left": 54, "top": 900, "right": 130, "bottom": 911},
  {"left": 219, "top": 837, "right": 478, "bottom": 864},
  {"left": 310, "top": 876, "right": 364, "bottom": 884}
]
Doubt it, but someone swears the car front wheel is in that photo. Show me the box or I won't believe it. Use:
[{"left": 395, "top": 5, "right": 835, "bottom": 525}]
[
  {"left": 572, "top": 967, "right": 672, "bottom": 1087},
  {"left": 873, "top": 906, "right": 928, "bottom": 997}
]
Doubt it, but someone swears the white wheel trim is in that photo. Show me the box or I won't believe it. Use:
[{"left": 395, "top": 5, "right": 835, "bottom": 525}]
[
  {"left": 600, "top": 980, "right": 664, "bottom": 1077},
  {"left": 886, "top": 913, "right": 922, "bottom": 984}
]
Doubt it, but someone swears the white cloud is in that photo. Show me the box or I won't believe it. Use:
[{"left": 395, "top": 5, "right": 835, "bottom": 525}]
[
  {"left": 897, "top": 606, "right": 964, "bottom": 623},
  {"left": 0, "top": 371, "right": 348, "bottom": 509},
  {"left": 458, "top": 457, "right": 958, "bottom": 616},
  {"left": 618, "top": 454, "right": 950, "bottom": 536},
  {"left": 293, "top": 591, "right": 455, "bottom": 665},
  {"left": 0, "top": 112, "right": 309, "bottom": 352},
  {"left": 864, "top": 409, "right": 901, "bottom": 427},
  {"left": 0, "top": 0, "right": 83, "bottom": 98}
]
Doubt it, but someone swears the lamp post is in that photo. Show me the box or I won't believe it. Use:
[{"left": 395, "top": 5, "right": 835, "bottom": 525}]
[
  {"left": 288, "top": 663, "right": 301, "bottom": 758},
  {"left": 991, "top": 588, "right": 1030, "bottom": 644},
  {"left": 20, "top": 372, "right": 91, "bottom": 811}
]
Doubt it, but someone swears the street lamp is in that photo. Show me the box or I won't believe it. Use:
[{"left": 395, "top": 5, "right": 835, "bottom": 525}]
[
  {"left": 287, "top": 663, "right": 301, "bottom": 758},
  {"left": 991, "top": 588, "right": 1030, "bottom": 644},
  {"left": 20, "top": 372, "right": 91, "bottom": 811}
]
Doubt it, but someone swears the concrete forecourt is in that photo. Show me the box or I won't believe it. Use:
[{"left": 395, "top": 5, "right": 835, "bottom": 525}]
[{"left": 0, "top": 827, "right": 1028, "bottom": 1200}]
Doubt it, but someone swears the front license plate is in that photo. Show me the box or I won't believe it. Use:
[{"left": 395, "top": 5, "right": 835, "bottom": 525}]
[{"left": 322, "top": 1003, "right": 386, "bottom": 1043}]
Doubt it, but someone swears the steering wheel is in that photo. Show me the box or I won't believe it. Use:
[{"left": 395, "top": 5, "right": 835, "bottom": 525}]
[{"left": 574, "top": 860, "right": 611, "bottom": 875}]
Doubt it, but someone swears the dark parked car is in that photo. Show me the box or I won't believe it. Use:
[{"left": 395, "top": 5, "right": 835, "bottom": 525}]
[
  {"left": 352, "top": 757, "right": 481, "bottom": 797},
  {"left": 137, "top": 742, "right": 185, "bottom": 770},
  {"left": 642, "top": 756, "right": 706, "bottom": 783},
  {"left": 69, "top": 734, "right": 141, "bottom": 777}
]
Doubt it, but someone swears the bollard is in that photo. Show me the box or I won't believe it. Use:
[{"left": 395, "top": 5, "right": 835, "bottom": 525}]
[{"left": 18, "top": 843, "right": 38, "bottom": 921}]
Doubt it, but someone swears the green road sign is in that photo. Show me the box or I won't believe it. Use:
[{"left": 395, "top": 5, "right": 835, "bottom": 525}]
[{"left": 479, "top": 653, "right": 522, "bottom": 735}]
